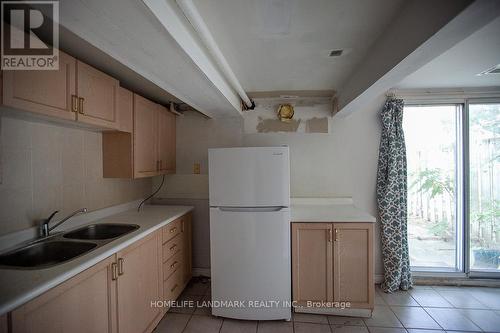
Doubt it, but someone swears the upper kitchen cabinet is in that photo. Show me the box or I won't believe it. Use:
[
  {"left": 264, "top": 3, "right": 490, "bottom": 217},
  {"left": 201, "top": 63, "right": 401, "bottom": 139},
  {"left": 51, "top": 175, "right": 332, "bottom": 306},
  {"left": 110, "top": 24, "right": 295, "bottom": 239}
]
[
  {"left": 76, "top": 61, "right": 119, "bottom": 129},
  {"left": 117, "top": 87, "right": 133, "bottom": 133},
  {"left": 158, "top": 105, "right": 176, "bottom": 174},
  {"left": 1, "top": 51, "right": 77, "bottom": 121},
  {"left": 103, "top": 93, "right": 176, "bottom": 179},
  {"left": 134, "top": 94, "right": 159, "bottom": 178},
  {"left": 1, "top": 51, "right": 120, "bottom": 130}
]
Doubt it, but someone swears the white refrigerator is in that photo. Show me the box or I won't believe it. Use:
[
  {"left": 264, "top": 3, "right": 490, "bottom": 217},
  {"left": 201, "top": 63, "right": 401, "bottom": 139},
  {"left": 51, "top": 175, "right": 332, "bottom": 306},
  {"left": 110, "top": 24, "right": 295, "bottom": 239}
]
[{"left": 208, "top": 147, "right": 291, "bottom": 321}]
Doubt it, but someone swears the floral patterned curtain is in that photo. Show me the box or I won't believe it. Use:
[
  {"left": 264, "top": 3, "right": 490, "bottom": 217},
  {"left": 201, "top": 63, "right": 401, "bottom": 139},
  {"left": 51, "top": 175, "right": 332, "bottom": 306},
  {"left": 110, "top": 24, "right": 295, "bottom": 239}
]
[{"left": 376, "top": 98, "right": 412, "bottom": 293}]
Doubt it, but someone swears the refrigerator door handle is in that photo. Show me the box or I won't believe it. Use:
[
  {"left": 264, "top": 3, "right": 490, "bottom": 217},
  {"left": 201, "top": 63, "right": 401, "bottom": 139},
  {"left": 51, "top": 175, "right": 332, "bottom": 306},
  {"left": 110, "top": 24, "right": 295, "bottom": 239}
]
[{"left": 217, "top": 206, "right": 288, "bottom": 212}]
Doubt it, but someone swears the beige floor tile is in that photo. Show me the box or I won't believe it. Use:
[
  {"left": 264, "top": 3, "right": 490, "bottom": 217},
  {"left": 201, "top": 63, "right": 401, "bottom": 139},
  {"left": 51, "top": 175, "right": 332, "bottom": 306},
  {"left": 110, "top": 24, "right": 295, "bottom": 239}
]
[
  {"left": 367, "top": 327, "right": 407, "bottom": 333},
  {"left": 183, "top": 314, "right": 223, "bottom": 333},
  {"left": 293, "top": 312, "right": 329, "bottom": 324},
  {"left": 294, "top": 322, "right": 331, "bottom": 333},
  {"left": 193, "top": 294, "right": 211, "bottom": 316},
  {"left": 257, "top": 320, "right": 293, "bottom": 333},
  {"left": 459, "top": 308, "right": 500, "bottom": 332},
  {"left": 154, "top": 313, "right": 190, "bottom": 333},
  {"left": 331, "top": 325, "right": 369, "bottom": 333},
  {"left": 467, "top": 288, "right": 500, "bottom": 310},
  {"left": 169, "top": 294, "right": 202, "bottom": 314},
  {"left": 363, "top": 306, "right": 403, "bottom": 328},
  {"left": 184, "top": 281, "right": 209, "bottom": 296},
  {"left": 391, "top": 306, "right": 440, "bottom": 330},
  {"left": 437, "top": 291, "right": 487, "bottom": 309},
  {"left": 220, "top": 318, "right": 257, "bottom": 333},
  {"left": 408, "top": 289, "right": 452, "bottom": 308},
  {"left": 406, "top": 330, "right": 444, "bottom": 333},
  {"left": 328, "top": 315, "right": 365, "bottom": 326},
  {"left": 374, "top": 292, "right": 387, "bottom": 305},
  {"left": 380, "top": 291, "right": 419, "bottom": 307},
  {"left": 424, "top": 308, "right": 481, "bottom": 332}
]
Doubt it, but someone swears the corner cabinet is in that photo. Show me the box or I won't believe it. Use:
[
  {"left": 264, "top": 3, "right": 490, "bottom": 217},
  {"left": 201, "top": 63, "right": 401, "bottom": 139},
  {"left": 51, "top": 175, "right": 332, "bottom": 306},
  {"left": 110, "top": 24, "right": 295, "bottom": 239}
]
[
  {"left": 103, "top": 93, "right": 176, "bottom": 179},
  {"left": 292, "top": 222, "right": 374, "bottom": 317},
  {"left": 9, "top": 213, "right": 192, "bottom": 333}
]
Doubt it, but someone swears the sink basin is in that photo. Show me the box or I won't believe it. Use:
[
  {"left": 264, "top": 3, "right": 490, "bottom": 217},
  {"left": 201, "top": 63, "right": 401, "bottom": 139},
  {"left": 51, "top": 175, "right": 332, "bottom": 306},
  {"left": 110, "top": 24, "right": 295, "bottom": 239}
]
[
  {"left": 63, "top": 223, "right": 139, "bottom": 240},
  {"left": 0, "top": 241, "right": 97, "bottom": 269}
]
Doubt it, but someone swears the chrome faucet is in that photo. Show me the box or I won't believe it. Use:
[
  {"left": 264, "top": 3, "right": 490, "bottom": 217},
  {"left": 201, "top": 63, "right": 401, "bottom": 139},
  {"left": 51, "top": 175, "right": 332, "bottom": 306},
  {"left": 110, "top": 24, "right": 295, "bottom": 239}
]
[{"left": 40, "top": 208, "right": 88, "bottom": 237}]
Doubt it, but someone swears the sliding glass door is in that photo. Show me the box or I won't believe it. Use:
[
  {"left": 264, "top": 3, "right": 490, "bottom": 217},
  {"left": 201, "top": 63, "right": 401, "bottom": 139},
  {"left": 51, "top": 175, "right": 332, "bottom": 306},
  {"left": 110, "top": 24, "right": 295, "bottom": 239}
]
[
  {"left": 404, "top": 100, "right": 500, "bottom": 277},
  {"left": 468, "top": 101, "right": 500, "bottom": 274},
  {"left": 404, "top": 105, "right": 462, "bottom": 271}
]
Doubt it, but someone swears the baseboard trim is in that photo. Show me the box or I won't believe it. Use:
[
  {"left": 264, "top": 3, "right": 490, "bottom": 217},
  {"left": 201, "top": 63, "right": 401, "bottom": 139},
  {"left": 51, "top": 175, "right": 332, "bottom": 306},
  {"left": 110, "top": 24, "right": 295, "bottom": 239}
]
[
  {"left": 375, "top": 274, "right": 384, "bottom": 284},
  {"left": 193, "top": 268, "right": 211, "bottom": 277}
]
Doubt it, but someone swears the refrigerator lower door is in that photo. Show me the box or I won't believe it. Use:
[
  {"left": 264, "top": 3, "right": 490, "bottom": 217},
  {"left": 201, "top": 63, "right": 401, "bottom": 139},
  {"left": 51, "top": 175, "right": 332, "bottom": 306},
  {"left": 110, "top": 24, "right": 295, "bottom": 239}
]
[{"left": 210, "top": 207, "right": 291, "bottom": 320}]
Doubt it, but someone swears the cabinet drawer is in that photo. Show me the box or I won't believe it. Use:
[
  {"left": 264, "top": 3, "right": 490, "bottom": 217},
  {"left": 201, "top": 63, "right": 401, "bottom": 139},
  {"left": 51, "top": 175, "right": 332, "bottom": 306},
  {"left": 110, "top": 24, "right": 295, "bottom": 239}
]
[
  {"left": 164, "top": 268, "right": 183, "bottom": 301},
  {"left": 162, "top": 219, "right": 181, "bottom": 244},
  {"left": 163, "top": 250, "right": 182, "bottom": 281},
  {"left": 163, "top": 234, "right": 182, "bottom": 262}
]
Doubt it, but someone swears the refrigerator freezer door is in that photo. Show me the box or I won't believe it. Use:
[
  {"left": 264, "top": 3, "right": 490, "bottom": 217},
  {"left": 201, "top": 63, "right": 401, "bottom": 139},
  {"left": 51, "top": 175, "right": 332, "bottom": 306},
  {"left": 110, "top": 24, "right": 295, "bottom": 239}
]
[
  {"left": 210, "top": 207, "right": 291, "bottom": 320},
  {"left": 208, "top": 147, "right": 290, "bottom": 207}
]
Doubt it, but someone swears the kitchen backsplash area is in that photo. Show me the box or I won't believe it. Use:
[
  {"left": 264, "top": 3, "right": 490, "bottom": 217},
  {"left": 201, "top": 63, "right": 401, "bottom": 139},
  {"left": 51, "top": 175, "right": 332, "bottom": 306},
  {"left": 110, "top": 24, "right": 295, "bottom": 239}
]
[{"left": 0, "top": 116, "right": 152, "bottom": 236}]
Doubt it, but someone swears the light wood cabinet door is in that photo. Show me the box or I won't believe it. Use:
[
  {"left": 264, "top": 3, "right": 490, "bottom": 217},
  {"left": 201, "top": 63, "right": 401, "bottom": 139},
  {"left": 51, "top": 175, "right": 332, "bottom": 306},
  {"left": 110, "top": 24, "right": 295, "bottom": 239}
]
[
  {"left": 116, "top": 231, "right": 163, "bottom": 333},
  {"left": 182, "top": 213, "right": 192, "bottom": 285},
  {"left": 2, "top": 51, "right": 77, "bottom": 120},
  {"left": 11, "top": 256, "right": 117, "bottom": 333},
  {"left": 117, "top": 87, "right": 133, "bottom": 133},
  {"left": 76, "top": 60, "right": 119, "bottom": 129},
  {"left": 133, "top": 94, "right": 158, "bottom": 178},
  {"left": 292, "top": 223, "right": 333, "bottom": 307},
  {"left": 157, "top": 106, "right": 176, "bottom": 174},
  {"left": 333, "top": 223, "right": 374, "bottom": 309}
]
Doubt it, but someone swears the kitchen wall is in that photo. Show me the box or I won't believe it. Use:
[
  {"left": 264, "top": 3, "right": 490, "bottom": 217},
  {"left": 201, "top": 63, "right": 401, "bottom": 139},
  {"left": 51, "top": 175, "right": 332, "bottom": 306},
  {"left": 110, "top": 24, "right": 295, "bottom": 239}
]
[
  {"left": 0, "top": 116, "right": 152, "bottom": 236},
  {"left": 154, "top": 95, "right": 385, "bottom": 276}
]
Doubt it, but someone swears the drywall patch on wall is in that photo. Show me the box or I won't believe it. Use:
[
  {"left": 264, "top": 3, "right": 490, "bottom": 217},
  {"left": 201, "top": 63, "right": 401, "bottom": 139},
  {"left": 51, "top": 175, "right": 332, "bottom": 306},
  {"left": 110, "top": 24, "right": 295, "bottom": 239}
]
[
  {"left": 244, "top": 98, "right": 332, "bottom": 134},
  {"left": 256, "top": 117, "right": 301, "bottom": 133},
  {"left": 306, "top": 117, "right": 329, "bottom": 133}
]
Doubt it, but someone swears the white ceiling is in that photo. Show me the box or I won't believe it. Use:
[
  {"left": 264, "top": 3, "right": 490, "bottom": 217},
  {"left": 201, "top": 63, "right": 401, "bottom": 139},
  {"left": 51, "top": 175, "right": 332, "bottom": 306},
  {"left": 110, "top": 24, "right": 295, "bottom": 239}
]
[
  {"left": 191, "top": 0, "right": 405, "bottom": 92},
  {"left": 397, "top": 16, "right": 500, "bottom": 89}
]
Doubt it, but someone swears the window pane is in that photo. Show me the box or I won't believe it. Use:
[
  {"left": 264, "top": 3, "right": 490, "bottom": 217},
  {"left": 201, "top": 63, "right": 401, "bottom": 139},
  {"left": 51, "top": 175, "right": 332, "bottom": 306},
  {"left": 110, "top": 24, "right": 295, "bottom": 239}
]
[
  {"left": 469, "top": 102, "right": 500, "bottom": 272},
  {"left": 404, "top": 105, "right": 460, "bottom": 270}
]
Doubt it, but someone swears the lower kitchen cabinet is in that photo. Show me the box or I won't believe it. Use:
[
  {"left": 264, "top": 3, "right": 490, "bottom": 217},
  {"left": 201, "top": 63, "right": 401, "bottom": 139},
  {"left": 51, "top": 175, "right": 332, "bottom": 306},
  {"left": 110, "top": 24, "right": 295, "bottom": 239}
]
[
  {"left": 9, "top": 213, "right": 193, "bottom": 333},
  {"left": 115, "top": 232, "right": 163, "bottom": 333},
  {"left": 10, "top": 256, "right": 117, "bottom": 333},
  {"left": 291, "top": 222, "right": 374, "bottom": 315}
]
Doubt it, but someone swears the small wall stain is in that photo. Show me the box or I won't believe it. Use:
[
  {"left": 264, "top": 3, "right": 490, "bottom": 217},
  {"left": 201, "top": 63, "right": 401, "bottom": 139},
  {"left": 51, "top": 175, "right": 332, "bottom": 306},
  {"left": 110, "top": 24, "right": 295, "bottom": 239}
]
[
  {"left": 256, "top": 117, "right": 301, "bottom": 133},
  {"left": 306, "top": 117, "right": 328, "bottom": 133}
]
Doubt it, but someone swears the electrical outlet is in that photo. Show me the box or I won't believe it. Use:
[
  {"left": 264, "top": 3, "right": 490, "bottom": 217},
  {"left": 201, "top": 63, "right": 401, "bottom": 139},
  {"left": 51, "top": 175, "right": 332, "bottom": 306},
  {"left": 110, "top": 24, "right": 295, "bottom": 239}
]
[{"left": 193, "top": 163, "right": 200, "bottom": 174}]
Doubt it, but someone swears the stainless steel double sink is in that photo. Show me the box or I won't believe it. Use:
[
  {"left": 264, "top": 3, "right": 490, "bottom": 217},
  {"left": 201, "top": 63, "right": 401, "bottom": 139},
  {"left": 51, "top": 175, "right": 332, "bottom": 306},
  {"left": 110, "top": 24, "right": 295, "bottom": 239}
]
[{"left": 0, "top": 224, "right": 139, "bottom": 269}]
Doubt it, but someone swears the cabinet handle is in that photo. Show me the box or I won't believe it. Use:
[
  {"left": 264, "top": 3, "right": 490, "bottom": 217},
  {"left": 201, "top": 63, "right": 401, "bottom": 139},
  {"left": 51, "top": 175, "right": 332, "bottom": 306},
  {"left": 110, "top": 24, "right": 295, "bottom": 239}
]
[
  {"left": 169, "top": 227, "right": 177, "bottom": 234},
  {"left": 334, "top": 229, "right": 339, "bottom": 242},
  {"left": 170, "top": 284, "right": 178, "bottom": 293},
  {"left": 71, "top": 95, "right": 78, "bottom": 112},
  {"left": 169, "top": 244, "right": 177, "bottom": 251},
  {"left": 78, "top": 97, "right": 84, "bottom": 114},
  {"left": 170, "top": 261, "right": 178, "bottom": 269},
  {"left": 118, "top": 258, "right": 124, "bottom": 276},
  {"left": 111, "top": 263, "right": 118, "bottom": 280}
]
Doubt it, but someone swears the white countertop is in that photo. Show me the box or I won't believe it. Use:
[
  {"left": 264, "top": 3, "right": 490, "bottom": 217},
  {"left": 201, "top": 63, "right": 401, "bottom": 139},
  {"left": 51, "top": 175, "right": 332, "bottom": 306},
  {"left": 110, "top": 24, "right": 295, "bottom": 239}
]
[
  {"left": 0, "top": 205, "right": 193, "bottom": 315},
  {"left": 291, "top": 197, "right": 376, "bottom": 223}
]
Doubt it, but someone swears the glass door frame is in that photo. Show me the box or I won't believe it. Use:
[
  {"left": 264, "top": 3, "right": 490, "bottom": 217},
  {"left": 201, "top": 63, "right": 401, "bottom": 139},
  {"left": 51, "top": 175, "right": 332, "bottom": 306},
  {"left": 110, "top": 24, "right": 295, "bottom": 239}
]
[
  {"left": 404, "top": 102, "right": 465, "bottom": 274},
  {"left": 405, "top": 99, "right": 500, "bottom": 278},
  {"left": 466, "top": 98, "right": 500, "bottom": 279}
]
